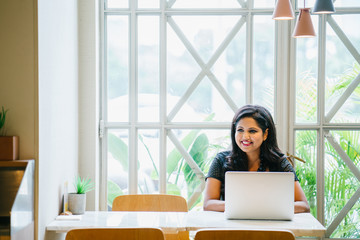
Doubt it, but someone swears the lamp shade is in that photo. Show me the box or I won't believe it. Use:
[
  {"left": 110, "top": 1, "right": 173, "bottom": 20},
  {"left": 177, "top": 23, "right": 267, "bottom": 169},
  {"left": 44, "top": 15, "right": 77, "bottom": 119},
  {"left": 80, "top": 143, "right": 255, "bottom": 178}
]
[
  {"left": 292, "top": 8, "right": 316, "bottom": 38},
  {"left": 312, "top": 0, "right": 335, "bottom": 14},
  {"left": 272, "top": 0, "right": 295, "bottom": 20}
]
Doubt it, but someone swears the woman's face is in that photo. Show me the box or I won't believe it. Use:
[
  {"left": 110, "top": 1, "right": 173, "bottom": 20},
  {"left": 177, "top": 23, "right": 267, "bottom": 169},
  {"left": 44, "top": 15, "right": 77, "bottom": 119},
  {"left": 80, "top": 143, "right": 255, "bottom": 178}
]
[{"left": 235, "top": 117, "right": 268, "bottom": 156}]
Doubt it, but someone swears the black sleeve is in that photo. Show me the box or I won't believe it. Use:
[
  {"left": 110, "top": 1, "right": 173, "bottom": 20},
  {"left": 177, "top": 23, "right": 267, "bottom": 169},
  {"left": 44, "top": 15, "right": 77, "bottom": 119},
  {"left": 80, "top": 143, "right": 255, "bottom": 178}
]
[
  {"left": 280, "top": 158, "right": 299, "bottom": 181},
  {"left": 206, "top": 152, "right": 226, "bottom": 182}
]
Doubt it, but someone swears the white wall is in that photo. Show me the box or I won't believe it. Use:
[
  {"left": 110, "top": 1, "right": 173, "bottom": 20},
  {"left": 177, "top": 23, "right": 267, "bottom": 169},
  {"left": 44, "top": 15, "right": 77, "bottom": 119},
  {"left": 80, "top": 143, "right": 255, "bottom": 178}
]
[
  {"left": 38, "top": 1, "right": 79, "bottom": 239},
  {"left": 78, "top": 0, "right": 100, "bottom": 212}
]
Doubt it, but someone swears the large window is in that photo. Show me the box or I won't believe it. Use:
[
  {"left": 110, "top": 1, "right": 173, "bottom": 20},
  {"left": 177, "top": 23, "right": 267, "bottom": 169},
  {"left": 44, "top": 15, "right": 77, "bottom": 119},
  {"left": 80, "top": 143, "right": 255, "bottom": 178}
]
[
  {"left": 292, "top": 1, "right": 360, "bottom": 238},
  {"left": 101, "top": 0, "right": 279, "bottom": 211},
  {"left": 101, "top": 0, "right": 360, "bottom": 239}
]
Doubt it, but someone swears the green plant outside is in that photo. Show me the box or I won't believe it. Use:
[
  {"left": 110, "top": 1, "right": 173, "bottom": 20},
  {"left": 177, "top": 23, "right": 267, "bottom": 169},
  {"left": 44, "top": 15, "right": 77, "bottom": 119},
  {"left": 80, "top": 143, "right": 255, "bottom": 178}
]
[
  {"left": 106, "top": 113, "right": 229, "bottom": 210},
  {"left": 107, "top": 179, "right": 123, "bottom": 207},
  {"left": 107, "top": 128, "right": 228, "bottom": 210},
  {"left": 295, "top": 62, "right": 360, "bottom": 238}
]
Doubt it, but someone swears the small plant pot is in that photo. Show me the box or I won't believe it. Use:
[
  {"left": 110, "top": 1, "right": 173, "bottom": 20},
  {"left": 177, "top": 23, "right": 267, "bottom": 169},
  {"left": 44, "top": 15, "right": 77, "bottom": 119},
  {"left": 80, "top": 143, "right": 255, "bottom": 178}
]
[
  {"left": 0, "top": 136, "right": 19, "bottom": 160},
  {"left": 68, "top": 193, "right": 86, "bottom": 215}
]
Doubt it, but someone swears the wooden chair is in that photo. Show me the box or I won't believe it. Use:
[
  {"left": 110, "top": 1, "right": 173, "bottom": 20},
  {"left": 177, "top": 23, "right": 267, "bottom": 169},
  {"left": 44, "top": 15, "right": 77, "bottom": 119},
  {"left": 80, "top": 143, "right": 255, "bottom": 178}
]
[
  {"left": 65, "top": 228, "right": 164, "bottom": 240},
  {"left": 112, "top": 194, "right": 188, "bottom": 212},
  {"left": 194, "top": 229, "right": 296, "bottom": 240},
  {"left": 112, "top": 194, "right": 188, "bottom": 240}
]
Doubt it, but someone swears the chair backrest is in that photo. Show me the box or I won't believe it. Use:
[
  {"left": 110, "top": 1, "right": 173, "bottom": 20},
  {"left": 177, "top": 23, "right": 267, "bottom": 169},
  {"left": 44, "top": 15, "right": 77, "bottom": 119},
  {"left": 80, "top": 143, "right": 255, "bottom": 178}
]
[
  {"left": 194, "top": 229, "right": 296, "bottom": 240},
  {"left": 65, "top": 228, "right": 164, "bottom": 240},
  {"left": 112, "top": 194, "right": 188, "bottom": 212}
]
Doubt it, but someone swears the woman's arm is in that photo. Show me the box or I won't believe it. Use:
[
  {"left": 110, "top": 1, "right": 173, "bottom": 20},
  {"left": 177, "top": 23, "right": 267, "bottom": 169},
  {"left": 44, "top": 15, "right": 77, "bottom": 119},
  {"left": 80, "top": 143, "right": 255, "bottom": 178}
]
[
  {"left": 203, "top": 177, "right": 225, "bottom": 212},
  {"left": 204, "top": 176, "right": 310, "bottom": 213},
  {"left": 294, "top": 181, "right": 310, "bottom": 213}
]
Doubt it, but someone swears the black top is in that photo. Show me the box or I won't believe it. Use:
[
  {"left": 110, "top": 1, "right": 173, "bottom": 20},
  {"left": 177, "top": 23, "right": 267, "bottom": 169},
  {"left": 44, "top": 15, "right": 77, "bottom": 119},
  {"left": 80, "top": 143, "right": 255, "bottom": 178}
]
[{"left": 206, "top": 150, "right": 299, "bottom": 200}]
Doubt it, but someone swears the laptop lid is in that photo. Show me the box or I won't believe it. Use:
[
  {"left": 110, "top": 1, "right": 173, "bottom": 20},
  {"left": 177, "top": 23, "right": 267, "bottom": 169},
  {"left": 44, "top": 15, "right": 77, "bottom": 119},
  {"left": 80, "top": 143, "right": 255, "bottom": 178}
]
[{"left": 224, "top": 171, "right": 294, "bottom": 220}]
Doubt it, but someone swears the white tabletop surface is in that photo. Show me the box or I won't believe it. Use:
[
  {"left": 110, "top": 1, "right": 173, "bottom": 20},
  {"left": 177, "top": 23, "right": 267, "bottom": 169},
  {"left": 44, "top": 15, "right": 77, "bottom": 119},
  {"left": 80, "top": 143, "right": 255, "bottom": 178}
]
[
  {"left": 185, "top": 211, "right": 325, "bottom": 237},
  {"left": 47, "top": 211, "right": 187, "bottom": 234},
  {"left": 46, "top": 211, "right": 325, "bottom": 237}
]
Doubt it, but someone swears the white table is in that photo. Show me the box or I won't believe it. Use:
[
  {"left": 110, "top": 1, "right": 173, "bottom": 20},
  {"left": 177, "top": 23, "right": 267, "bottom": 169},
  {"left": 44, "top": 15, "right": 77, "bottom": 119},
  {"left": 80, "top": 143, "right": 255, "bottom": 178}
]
[
  {"left": 47, "top": 211, "right": 187, "bottom": 234},
  {"left": 186, "top": 211, "right": 325, "bottom": 237},
  {"left": 46, "top": 211, "right": 325, "bottom": 238}
]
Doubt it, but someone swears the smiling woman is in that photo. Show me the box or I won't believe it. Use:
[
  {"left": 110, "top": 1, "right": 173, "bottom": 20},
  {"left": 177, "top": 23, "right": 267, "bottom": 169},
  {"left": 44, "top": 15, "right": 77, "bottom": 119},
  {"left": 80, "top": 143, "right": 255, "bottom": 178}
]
[
  {"left": 235, "top": 117, "right": 268, "bottom": 164},
  {"left": 203, "top": 105, "right": 310, "bottom": 213}
]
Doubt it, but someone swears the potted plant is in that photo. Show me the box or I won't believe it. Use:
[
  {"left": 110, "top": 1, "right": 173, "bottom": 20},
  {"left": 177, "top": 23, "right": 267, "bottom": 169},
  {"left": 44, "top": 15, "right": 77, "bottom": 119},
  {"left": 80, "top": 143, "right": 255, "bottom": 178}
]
[
  {"left": 0, "top": 106, "right": 8, "bottom": 136},
  {"left": 0, "top": 106, "right": 19, "bottom": 161},
  {"left": 68, "top": 176, "right": 94, "bottom": 215}
]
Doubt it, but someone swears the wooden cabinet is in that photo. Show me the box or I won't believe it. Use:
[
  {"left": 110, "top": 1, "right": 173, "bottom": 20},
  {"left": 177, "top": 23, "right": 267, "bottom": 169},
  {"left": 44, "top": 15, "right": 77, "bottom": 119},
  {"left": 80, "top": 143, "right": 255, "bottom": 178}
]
[{"left": 0, "top": 160, "right": 34, "bottom": 240}]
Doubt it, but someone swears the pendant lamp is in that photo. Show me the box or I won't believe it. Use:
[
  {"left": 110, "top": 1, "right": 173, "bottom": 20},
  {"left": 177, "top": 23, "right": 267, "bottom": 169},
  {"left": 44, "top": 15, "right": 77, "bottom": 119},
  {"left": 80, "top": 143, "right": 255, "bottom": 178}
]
[
  {"left": 272, "top": 0, "right": 295, "bottom": 20},
  {"left": 313, "top": 0, "right": 335, "bottom": 14},
  {"left": 292, "top": 8, "right": 316, "bottom": 38}
]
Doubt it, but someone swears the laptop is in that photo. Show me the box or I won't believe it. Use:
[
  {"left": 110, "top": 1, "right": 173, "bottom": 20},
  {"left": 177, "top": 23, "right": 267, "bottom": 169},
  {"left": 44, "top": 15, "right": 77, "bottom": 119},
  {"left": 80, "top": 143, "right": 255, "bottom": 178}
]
[{"left": 224, "top": 171, "right": 294, "bottom": 220}]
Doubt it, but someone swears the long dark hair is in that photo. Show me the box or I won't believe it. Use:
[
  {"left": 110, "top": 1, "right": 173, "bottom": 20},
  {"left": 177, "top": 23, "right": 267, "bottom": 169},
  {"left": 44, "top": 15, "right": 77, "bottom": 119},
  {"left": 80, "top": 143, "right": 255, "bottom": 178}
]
[{"left": 225, "top": 105, "right": 284, "bottom": 171}]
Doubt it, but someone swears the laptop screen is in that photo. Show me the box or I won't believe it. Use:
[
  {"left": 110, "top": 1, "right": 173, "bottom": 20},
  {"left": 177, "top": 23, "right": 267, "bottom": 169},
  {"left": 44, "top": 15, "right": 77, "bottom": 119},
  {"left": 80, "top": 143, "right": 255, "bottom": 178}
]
[{"left": 224, "top": 171, "right": 294, "bottom": 220}]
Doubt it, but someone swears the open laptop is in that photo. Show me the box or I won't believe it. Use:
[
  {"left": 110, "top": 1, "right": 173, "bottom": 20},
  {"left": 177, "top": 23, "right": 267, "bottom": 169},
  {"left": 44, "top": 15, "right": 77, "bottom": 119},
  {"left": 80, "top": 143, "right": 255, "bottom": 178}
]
[{"left": 224, "top": 171, "right": 294, "bottom": 220}]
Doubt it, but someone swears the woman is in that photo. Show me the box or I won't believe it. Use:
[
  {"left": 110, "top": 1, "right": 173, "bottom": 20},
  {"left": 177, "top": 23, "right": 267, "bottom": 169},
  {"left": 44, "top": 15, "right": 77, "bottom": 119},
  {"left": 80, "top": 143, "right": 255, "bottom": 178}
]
[{"left": 203, "top": 105, "right": 310, "bottom": 213}]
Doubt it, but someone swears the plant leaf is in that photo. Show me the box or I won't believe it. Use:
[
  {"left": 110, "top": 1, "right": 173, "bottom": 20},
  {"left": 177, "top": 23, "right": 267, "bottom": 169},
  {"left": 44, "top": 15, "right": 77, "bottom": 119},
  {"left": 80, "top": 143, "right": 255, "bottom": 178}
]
[
  {"left": 166, "top": 183, "right": 181, "bottom": 195},
  {"left": 73, "top": 176, "right": 94, "bottom": 194},
  {"left": 107, "top": 179, "right": 123, "bottom": 208},
  {"left": 108, "top": 133, "right": 129, "bottom": 171},
  {"left": 183, "top": 133, "right": 209, "bottom": 192},
  {"left": 167, "top": 130, "right": 199, "bottom": 175},
  {"left": 0, "top": 106, "right": 9, "bottom": 136}
]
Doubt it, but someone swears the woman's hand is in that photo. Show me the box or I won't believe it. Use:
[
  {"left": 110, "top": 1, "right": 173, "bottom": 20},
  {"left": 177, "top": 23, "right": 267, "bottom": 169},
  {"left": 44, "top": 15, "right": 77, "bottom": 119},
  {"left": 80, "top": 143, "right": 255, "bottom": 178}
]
[
  {"left": 203, "top": 177, "right": 225, "bottom": 212},
  {"left": 294, "top": 181, "right": 310, "bottom": 213}
]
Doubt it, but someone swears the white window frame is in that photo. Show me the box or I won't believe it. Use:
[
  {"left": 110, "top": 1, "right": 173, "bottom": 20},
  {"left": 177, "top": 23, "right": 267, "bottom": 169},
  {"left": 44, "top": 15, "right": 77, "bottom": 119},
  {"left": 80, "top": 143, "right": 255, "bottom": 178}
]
[{"left": 99, "top": 0, "right": 291, "bottom": 209}]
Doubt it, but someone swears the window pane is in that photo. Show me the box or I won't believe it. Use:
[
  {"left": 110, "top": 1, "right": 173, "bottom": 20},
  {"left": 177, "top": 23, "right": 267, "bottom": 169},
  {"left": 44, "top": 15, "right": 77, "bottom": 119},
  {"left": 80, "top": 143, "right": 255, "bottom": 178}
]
[
  {"left": 332, "top": 14, "right": 360, "bottom": 51},
  {"left": 295, "top": 18, "right": 318, "bottom": 123},
  {"left": 168, "top": 15, "right": 243, "bottom": 122},
  {"left": 106, "top": 15, "right": 129, "bottom": 122},
  {"left": 138, "top": 0, "right": 159, "bottom": 8},
  {"left": 138, "top": 16, "right": 160, "bottom": 122},
  {"left": 295, "top": 130, "right": 317, "bottom": 217},
  {"left": 324, "top": 130, "right": 360, "bottom": 238},
  {"left": 106, "top": 0, "right": 128, "bottom": 9},
  {"left": 171, "top": 16, "right": 241, "bottom": 63},
  {"left": 107, "top": 129, "right": 129, "bottom": 209},
  {"left": 167, "top": 23, "right": 202, "bottom": 112},
  {"left": 254, "top": 0, "right": 277, "bottom": 8},
  {"left": 170, "top": 0, "right": 241, "bottom": 8},
  {"left": 334, "top": 0, "right": 360, "bottom": 7},
  {"left": 298, "top": 0, "right": 360, "bottom": 9},
  {"left": 166, "top": 129, "right": 231, "bottom": 210},
  {"left": 138, "top": 129, "right": 160, "bottom": 194},
  {"left": 325, "top": 14, "right": 360, "bottom": 124},
  {"left": 173, "top": 76, "right": 234, "bottom": 122},
  {"left": 253, "top": 15, "right": 275, "bottom": 114},
  {"left": 332, "top": 204, "right": 360, "bottom": 238},
  {"left": 297, "top": 0, "right": 316, "bottom": 9},
  {"left": 212, "top": 19, "right": 247, "bottom": 116}
]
